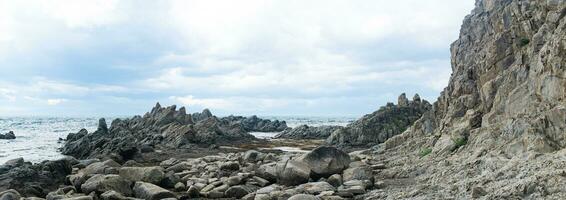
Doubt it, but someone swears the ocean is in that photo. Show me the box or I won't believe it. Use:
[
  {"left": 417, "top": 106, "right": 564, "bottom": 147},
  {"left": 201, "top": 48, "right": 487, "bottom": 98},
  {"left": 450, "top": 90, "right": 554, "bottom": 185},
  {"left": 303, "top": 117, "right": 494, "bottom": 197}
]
[{"left": 0, "top": 116, "right": 356, "bottom": 163}]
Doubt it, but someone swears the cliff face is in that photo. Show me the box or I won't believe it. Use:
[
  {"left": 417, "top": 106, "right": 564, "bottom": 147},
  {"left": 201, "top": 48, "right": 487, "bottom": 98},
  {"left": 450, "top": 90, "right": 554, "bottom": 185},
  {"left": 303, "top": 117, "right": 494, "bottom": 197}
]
[
  {"left": 387, "top": 0, "right": 565, "bottom": 155},
  {"left": 368, "top": 0, "right": 565, "bottom": 199}
]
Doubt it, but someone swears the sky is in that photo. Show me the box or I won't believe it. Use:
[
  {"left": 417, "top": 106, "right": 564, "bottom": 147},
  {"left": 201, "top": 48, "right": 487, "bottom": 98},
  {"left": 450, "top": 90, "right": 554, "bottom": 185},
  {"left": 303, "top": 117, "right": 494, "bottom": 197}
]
[{"left": 0, "top": 0, "right": 475, "bottom": 117}]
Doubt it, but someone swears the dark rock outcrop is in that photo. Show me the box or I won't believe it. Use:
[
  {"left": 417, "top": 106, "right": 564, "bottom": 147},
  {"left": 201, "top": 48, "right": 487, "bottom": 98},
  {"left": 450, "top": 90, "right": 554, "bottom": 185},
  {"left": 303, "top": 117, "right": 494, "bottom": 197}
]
[
  {"left": 221, "top": 115, "right": 287, "bottom": 132},
  {"left": 62, "top": 103, "right": 287, "bottom": 160},
  {"left": 327, "top": 93, "right": 431, "bottom": 147},
  {"left": 0, "top": 157, "right": 75, "bottom": 197},
  {"left": 0, "top": 132, "right": 15, "bottom": 140},
  {"left": 275, "top": 125, "right": 341, "bottom": 140}
]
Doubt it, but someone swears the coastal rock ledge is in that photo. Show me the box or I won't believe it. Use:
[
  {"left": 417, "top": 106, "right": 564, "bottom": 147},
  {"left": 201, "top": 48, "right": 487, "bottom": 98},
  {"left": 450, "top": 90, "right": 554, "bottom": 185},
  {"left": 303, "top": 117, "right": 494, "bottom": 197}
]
[{"left": 62, "top": 103, "right": 287, "bottom": 160}]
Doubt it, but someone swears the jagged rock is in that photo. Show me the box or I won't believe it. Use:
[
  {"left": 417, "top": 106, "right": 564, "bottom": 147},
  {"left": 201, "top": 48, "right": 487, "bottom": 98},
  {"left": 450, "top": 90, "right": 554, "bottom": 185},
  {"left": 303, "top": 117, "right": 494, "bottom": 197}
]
[
  {"left": 62, "top": 103, "right": 278, "bottom": 159},
  {"left": 397, "top": 93, "right": 409, "bottom": 107},
  {"left": 327, "top": 93, "right": 431, "bottom": 148},
  {"left": 297, "top": 146, "right": 351, "bottom": 178},
  {"left": 133, "top": 182, "right": 176, "bottom": 200},
  {"left": 0, "top": 131, "right": 15, "bottom": 140},
  {"left": 0, "top": 157, "right": 74, "bottom": 197},
  {"left": 191, "top": 109, "right": 213, "bottom": 122},
  {"left": 81, "top": 174, "right": 132, "bottom": 196},
  {"left": 275, "top": 125, "right": 342, "bottom": 140},
  {"left": 118, "top": 167, "right": 164, "bottom": 185}
]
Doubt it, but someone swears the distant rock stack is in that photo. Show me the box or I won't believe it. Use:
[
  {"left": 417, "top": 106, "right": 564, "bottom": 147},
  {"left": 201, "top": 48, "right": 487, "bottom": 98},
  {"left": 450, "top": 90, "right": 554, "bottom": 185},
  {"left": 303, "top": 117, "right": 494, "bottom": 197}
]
[
  {"left": 397, "top": 93, "right": 409, "bottom": 107},
  {"left": 327, "top": 93, "right": 431, "bottom": 148},
  {"left": 0, "top": 131, "right": 16, "bottom": 140}
]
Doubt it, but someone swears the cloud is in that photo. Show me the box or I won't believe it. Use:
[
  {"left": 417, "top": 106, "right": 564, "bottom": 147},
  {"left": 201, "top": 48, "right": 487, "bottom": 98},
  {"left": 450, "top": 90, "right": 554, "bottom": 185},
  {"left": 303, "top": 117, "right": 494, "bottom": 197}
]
[
  {"left": 0, "top": 0, "right": 475, "bottom": 116},
  {"left": 47, "top": 98, "right": 67, "bottom": 106}
]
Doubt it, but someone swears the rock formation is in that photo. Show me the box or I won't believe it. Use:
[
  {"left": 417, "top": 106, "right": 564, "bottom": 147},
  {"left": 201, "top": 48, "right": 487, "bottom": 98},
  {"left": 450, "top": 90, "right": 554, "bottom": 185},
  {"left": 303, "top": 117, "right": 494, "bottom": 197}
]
[
  {"left": 0, "top": 157, "right": 75, "bottom": 197},
  {"left": 62, "top": 103, "right": 287, "bottom": 160},
  {"left": 275, "top": 125, "right": 342, "bottom": 140},
  {"left": 0, "top": 131, "right": 15, "bottom": 140},
  {"left": 365, "top": 0, "right": 566, "bottom": 199},
  {"left": 327, "top": 93, "right": 431, "bottom": 148}
]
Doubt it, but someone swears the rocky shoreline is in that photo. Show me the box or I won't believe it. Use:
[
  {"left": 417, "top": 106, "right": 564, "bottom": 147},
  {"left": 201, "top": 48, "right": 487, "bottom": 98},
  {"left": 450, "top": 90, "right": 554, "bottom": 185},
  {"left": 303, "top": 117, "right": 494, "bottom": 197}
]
[{"left": 1, "top": 0, "right": 564, "bottom": 199}]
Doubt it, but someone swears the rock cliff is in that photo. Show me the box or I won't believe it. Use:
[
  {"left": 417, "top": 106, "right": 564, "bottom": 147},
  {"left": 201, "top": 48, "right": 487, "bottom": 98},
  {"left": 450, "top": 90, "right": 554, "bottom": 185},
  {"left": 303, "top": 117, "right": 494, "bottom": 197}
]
[
  {"left": 367, "top": 0, "right": 566, "bottom": 199},
  {"left": 327, "top": 93, "right": 431, "bottom": 148}
]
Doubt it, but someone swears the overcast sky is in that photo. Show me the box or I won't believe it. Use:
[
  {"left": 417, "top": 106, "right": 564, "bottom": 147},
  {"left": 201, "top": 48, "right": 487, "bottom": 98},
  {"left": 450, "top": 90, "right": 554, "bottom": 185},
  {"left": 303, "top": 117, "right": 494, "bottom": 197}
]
[{"left": 0, "top": 0, "right": 475, "bottom": 117}]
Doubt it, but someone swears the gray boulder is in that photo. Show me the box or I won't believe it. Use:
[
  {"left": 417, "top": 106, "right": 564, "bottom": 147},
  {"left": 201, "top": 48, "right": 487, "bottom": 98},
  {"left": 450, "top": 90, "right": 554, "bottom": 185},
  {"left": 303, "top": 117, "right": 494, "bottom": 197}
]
[
  {"left": 298, "top": 146, "right": 351, "bottom": 178},
  {"left": 225, "top": 185, "right": 259, "bottom": 198},
  {"left": 288, "top": 194, "right": 320, "bottom": 200},
  {"left": 118, "top": 167, "right": 164, "bottom": 184},
  {"left": 81, "top": 174, "right": 132, "bottom": 196},
  {"left": 133, "top": 182, "right": 176, "bottom": 200},
  {"left": 276, "top": 160, "right": 311, "bottom": 186}
]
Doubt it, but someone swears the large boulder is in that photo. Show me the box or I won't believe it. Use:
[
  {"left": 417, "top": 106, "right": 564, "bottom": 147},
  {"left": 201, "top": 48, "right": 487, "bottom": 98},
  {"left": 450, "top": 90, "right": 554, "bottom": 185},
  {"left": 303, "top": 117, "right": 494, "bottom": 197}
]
[
  {"left": 298, "top": 146, "right": 351, "bottom": 178},
  {"left": 81, "top": 174, "right": 132, "bottom": 196},
  {"left": 276, "top": 160, "right": 311, "bottom": 186},
  {"left": 118, "top": 167, "right": 165, "bottom": 184},
  {"left": 133, "top": 182, "right": 176, "bottom": 200}
]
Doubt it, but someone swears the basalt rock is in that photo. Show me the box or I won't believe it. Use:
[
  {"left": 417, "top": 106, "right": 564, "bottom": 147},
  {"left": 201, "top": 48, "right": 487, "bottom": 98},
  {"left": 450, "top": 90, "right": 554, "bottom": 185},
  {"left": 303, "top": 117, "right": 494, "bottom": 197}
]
[
  {"left": 327, "top": 93, "right": 431, "bottom": 148},
  {"left": 275, "top": 125, "right": 341, "bottom": 140}
]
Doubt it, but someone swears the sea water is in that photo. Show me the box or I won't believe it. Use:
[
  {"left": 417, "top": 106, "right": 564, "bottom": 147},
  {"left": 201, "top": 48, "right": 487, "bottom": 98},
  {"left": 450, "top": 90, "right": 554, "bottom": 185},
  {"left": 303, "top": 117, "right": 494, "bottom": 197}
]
[{"left": 0, "top": 116, "right": 355, "bottom": 163}]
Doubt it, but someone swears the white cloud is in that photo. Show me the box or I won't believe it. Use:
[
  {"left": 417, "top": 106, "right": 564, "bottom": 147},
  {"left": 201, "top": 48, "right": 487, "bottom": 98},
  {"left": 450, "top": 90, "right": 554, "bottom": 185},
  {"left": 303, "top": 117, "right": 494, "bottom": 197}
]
[{"left": 47, "top": 98, "right": 67, "bottom": 106}]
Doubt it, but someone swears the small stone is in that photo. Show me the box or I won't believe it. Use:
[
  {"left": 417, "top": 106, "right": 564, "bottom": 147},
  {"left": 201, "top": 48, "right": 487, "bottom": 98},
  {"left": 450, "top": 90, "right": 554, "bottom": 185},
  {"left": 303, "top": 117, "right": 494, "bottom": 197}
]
[{"left": 471, "top": 186, "right": 487, "bottom": 198}]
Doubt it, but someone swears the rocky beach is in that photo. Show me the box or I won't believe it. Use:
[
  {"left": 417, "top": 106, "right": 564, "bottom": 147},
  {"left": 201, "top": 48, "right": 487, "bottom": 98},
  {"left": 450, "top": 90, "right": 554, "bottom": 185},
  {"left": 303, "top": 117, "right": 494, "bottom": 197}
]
[{"left": 1, "top": 0, "right": 565, "bottom": 199}]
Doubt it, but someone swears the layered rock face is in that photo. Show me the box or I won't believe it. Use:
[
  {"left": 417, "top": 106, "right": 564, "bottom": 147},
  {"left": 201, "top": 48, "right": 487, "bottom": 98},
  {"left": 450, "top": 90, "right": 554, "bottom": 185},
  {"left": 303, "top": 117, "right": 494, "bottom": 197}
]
[
  {"left": 62, "top": 103, "right": 287, "bottom": 160},
  {"left": 368, "top": 0, "right": 566, "bottom": 199},
  {"left": 327, "top": 93, "right": 431, "bottom": 148}
]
